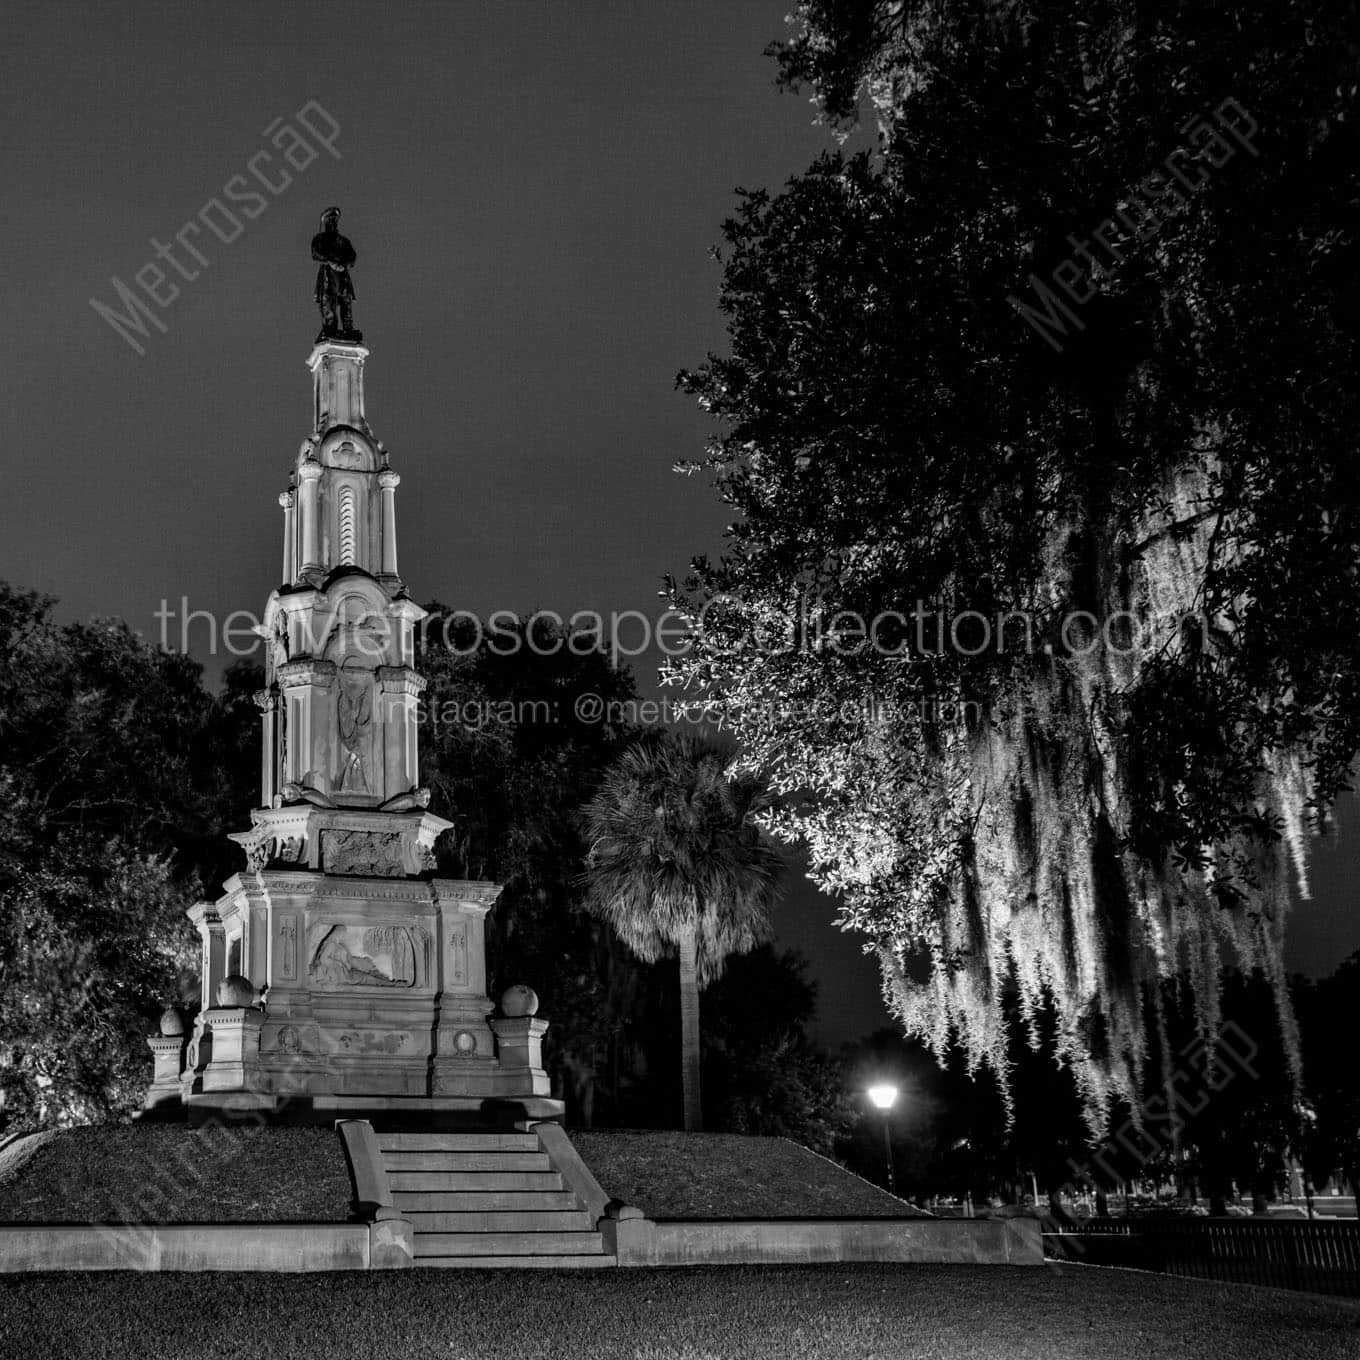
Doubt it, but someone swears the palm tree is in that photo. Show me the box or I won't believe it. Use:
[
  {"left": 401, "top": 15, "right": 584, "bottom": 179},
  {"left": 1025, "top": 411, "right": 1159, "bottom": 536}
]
[{"left": 580, "top": 730, "right": 783, "bottom": 1131}]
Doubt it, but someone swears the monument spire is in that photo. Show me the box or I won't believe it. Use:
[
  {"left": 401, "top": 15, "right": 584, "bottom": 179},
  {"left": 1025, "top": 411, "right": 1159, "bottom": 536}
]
[{"left": 152, "top": 214, "right": 559, "bottom": 1124}]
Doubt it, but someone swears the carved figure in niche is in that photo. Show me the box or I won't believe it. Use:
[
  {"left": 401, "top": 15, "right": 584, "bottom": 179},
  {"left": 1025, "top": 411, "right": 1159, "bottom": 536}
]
[
  {"left": 311, "top": 926, "right": 354, "bottom": 986},
  {"left": 336, "top": 664, "right": 373, "bottom": 794},
  {"left": 308, "top": 923, "right": 419, "bottom": 987}
]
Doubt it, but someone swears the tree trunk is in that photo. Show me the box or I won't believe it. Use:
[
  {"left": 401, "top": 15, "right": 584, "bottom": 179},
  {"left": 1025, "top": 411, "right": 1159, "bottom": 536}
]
[
  {"left": 1047, "top": 1188, "right": 1074, "bottom": 1227},
  {"left": 678, "top": 922, "right": 703, "bottom": 1132}
]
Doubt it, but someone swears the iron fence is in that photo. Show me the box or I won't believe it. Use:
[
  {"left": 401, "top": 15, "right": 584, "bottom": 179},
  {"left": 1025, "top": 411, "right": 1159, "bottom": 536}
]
[{"left": 1044, "top": 1217, "right": 1360, "bottom": 1297}]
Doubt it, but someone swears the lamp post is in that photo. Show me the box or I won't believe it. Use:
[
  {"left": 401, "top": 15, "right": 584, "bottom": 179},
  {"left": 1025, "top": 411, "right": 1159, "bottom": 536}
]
[{"left": 867, "top": 1082, "right": 899, "bottom": 1196}]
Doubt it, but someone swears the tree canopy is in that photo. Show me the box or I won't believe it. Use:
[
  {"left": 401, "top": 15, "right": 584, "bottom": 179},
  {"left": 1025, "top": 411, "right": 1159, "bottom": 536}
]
[
  {"left": 0, "top": 585, "right": 254, "bottom": 1131},
  {"left": 668, "top": 1, "right": 1360, "bottom": 1129}
]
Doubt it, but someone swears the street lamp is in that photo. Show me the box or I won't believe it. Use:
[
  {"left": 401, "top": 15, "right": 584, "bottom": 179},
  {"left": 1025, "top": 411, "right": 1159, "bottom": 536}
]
[{"left": 867, "top": 1082, "right": 899, "bottom": 1196}]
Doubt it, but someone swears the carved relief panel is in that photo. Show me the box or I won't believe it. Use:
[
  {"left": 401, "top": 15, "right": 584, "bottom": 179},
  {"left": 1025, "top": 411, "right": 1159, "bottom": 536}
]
[
  {"left": 277, "top": 915, "right": 299, "bottom": 983},
  {"left": 447, "top": 920, "right": 469, "bottom": 988},
  {"left": 305, "top": 921, "right": 432, "bottom": 989},
  {"left": 322, "top": 828, "right": 405, "bottom": 876}
]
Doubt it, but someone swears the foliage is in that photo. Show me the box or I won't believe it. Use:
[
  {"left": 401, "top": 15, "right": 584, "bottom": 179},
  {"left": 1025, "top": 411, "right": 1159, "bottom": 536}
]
[
  {"left": 0, "top": 585, "right": 254, "bottom": 1132},
  {"left": 580, "top": 729, "right": 784, "bottom": 1128},
  {"left": 579, "top": 731, "right": 783, "bottom": 984},
  {"left": 669, "top": 1, "right": 1360, "bottom": 1130},
  {"left": 701, "top": 947, "right": 854, "bottom": 1154},
  {"left": 1296, "top": 949, "right": 1360, "bottom": 1196},
  {"left": 0, "top": 842, "right": 192, "bottom": 1131},
  {"left": 1059, "top": 970, "right": 1303, "bottom": 1212}
]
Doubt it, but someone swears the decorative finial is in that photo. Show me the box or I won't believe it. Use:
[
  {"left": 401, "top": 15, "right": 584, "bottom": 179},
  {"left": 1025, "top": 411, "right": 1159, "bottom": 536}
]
[{"left": 311, "top": 206, "right": 362, "bottom": 343}]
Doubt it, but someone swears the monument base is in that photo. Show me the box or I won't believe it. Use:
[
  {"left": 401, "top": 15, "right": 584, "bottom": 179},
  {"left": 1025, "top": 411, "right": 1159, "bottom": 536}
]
[{"left": 183, "top": 1091, "right": 565, "bottom": 1127}]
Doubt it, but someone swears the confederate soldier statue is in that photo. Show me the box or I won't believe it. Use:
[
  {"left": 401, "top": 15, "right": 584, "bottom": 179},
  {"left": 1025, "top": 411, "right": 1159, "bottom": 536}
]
[{"left": 312, "top": 206, "right": 361, "bottom": 342}]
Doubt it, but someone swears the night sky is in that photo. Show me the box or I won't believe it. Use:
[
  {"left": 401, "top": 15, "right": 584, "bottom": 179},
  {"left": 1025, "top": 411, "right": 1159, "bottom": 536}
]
[{"left": 4, "top": 2, "right": 1357, "bottom": 1045}]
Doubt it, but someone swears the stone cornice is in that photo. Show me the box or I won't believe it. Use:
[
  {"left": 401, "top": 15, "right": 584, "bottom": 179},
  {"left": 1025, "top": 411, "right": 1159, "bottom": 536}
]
[
  {"left": 377, "top": 665, "right": 425, "bottom": 695},
  {"left": 277, "top": 658, "right": 337, "bottom": 686},
  {"left": 307, "top": 341, "right": 369, "bottom": 368},
  {"left": 431, "top": 879, "right": 503, "bottom": 913},
  {"left": 186, "top": 900, "right": 225, "bottom": 927}
]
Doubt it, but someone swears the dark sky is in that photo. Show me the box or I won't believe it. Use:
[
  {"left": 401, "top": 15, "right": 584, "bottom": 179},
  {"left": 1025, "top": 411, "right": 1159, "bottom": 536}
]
[{"left": 3, "top": 2, "right": 1356, "bottom": 1045}]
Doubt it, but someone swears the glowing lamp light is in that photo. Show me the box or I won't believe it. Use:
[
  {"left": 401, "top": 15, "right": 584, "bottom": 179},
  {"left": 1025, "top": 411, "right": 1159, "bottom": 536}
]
[{"left": 867, "top": 1082, "right": 899, "bottom": 1111}]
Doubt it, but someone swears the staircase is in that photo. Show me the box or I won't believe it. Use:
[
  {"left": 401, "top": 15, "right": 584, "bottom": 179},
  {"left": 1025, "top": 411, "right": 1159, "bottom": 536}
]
[{"left": 376, "top": 1128, "right": 615, "bottom": 1267}]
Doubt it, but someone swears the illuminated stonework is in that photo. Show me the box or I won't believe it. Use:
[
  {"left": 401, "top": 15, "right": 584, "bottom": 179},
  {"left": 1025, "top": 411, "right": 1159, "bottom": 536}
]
[{"left": 163, "top": 333, "right": 558, "bottom": 1122}]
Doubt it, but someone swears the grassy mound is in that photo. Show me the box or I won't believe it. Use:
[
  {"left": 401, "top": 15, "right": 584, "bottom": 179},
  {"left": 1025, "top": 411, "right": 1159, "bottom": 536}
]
[
  {"left": 571, "top": 1129, "right": 924, "bottom": 1219},
  {"left": 0, "top": 1124, "right": 351, "bottom": 1223},
  {"left": 1, "top": 1264, "right": 1357, "bottom": 1360}
]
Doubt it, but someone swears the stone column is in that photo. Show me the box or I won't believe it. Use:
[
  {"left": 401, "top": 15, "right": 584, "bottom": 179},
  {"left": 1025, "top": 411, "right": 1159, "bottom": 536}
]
[
  {"left": 242, "top": 879, "right": 271, "bottom": 983},
  {"left": 298, "top": 459, "right": 323, "bottom": 571},
  {"left": 279, "top": 488, "right": 296, "bottom": 583},
  {"left": 378, "top": 665, "right": 423, "bottom": 800},
  {"left": 255, "top": 688, "right": 278, "bottom": 809},
  {"left": 430, "top": 884, "right": 500, "bottom": 1087},
  {"left": 378, "top": 470, "right": 400, "bottom": 577},
  {"left": 188, "top": 903, "right": 228, "bottom": 1012}
]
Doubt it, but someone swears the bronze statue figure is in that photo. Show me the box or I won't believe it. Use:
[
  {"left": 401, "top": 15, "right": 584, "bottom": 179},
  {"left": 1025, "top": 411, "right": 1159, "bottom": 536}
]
[{"left": 312, "top": 206, "right": 361, "bottom": 342}]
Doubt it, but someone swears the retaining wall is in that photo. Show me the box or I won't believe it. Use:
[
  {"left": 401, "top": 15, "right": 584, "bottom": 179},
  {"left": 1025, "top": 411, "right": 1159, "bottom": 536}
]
[
  {"left": 603, "top": 1213, "right": 1043, "bottom": 1267},
  {"left": 0, "top": 1222, "right": 371, "bottom": 1272}
]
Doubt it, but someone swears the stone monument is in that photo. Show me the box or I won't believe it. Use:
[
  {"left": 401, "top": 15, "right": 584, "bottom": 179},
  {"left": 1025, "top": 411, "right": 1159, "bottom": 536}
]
[{"left": 157, "top": 213, "right": 559, "bottom": 1124}]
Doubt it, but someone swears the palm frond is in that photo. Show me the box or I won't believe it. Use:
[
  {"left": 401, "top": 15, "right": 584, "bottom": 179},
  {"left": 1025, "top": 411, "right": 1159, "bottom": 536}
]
[{"left": 580, "top": 730, "right": 783, "bottom": 985}]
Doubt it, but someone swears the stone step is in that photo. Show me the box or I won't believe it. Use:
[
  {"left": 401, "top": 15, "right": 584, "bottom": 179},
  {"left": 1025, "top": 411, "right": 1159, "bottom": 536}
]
[
  {"left": 389, "top": 1170, "right": 564, "bottom": 1193},
  {"left": 412, "top": 1231, "right": 607, "bottom": 1257},
  {"left": 404, "top": 1209, "right": 593, "bottom": 1233},
  {"left": 382, "top": 1151, "right": 552, "bottom": 1173},
  {"left": 377, "top": 1132, "right": 541, "bottom": 1153},
  {"left": 391, "top": 1190, "right": 581, "bottom": 1212},
  {"left": 414, "top": 1254, "right": 617, "bottom": 1270}
]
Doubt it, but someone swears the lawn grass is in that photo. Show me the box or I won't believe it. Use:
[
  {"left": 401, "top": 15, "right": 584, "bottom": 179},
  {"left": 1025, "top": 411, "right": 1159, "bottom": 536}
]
[
  {"left": 571, "top": 1129, "right": 921, "bottom": 1219},
  {"left": 0, "top": 1262, "right": 1355, "bottom": 1360},
  {"left": 0, "top": 1125, "right": 351, "bottom": 1223}
]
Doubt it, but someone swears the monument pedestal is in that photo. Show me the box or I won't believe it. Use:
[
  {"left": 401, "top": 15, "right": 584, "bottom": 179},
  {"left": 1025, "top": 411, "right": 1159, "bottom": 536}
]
[
  {"left": 176, "top": 867, "right": 562, "bottom": 1122},
  {"left": 144, "top": 1035, "right": 187, "bottom": 1110}
]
